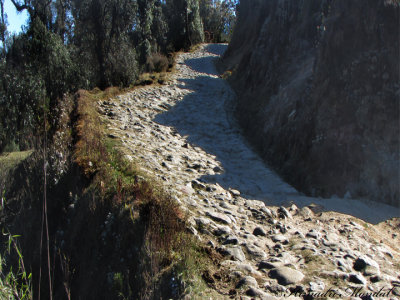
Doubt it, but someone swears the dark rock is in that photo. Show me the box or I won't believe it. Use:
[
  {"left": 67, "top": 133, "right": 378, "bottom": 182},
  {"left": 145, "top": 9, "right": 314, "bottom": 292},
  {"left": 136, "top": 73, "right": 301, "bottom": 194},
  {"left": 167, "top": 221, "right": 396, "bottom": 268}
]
[
  {"left": 213, "top": 166, "right": 222, "bottom": 173},
  {"left": 258, "top": 261, "right": 282, "bottom": 270},
  {"left": 253, "top": 226, "right": 267, "bottom": 236},
  {"left": 223, "top": 235, "right": 239, "bottom": 245},
  {"left": 353, "top": 255, "right": 380, "bottom": 275},
  {"left": 222, "top": 0, "right": 400, "bottom": 206},
  {"left": 348, "top": 273, "right": 367, "bottom": 285}
]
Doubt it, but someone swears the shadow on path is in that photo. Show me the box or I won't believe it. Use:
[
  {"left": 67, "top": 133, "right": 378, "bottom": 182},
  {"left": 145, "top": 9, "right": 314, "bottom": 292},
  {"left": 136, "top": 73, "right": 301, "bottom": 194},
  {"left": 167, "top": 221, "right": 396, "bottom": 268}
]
[
  {"left": 154, "top": 44, "right": 399, "bottom": 224},
  {"left": 155, "top": 44, "right": 300, "bottom": 203}
]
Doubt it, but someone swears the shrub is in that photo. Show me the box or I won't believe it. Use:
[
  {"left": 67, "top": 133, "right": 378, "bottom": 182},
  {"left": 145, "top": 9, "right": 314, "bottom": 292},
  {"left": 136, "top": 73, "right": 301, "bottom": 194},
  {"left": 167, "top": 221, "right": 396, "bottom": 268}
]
[{"left": 146, "top": 53, "right": 169, "bottom": 73}]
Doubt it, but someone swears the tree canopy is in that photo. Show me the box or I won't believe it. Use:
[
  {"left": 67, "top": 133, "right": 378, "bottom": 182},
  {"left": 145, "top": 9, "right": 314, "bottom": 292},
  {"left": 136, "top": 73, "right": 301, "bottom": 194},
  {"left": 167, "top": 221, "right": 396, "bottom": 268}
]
[{"left": 0, "top": 0, "right": 237, "bottom": 152}]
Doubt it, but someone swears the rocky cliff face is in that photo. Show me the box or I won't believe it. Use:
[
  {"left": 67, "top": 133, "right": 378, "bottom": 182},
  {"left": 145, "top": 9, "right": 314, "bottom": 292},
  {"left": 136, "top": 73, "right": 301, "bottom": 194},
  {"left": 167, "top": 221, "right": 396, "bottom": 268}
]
[{"left": 223, "top": 0, "right": 399, "bottom": 206}]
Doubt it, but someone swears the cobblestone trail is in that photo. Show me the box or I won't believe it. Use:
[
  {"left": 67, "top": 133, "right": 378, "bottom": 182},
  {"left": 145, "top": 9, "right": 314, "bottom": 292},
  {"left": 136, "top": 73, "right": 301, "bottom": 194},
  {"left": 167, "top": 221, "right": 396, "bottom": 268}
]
[{"left": 99, "top": 44, "right": 400, "bottom": 299}]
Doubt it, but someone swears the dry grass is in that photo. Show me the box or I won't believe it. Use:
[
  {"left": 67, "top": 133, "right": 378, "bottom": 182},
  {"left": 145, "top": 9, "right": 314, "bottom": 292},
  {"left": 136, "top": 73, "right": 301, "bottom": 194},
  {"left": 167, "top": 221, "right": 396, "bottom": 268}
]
[
  {"left": 0, "top": 151, "right": 33, "bottom": 174},
  {"left": 146, "top": 53, "right": 169, "bottom": 73},
  {"left": 135, "top": 72, "right": 170, "bottom": 86},
  {"left": 0, "top": 150, "right": 33, "bottom": 193},
  {"left": 74, "top": 88, "right": 213, "bottom": 298}
]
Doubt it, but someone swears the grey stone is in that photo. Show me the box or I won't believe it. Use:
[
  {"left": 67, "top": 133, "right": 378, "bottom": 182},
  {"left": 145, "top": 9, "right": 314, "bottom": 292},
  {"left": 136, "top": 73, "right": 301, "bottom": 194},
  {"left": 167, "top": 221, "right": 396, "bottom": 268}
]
[
  {"left": 191, "top": 179, "right": 206, "bottom": 190},
  {"left": 348, "top": 273, "right": 367, "bottom": 285},
  {"left": 298, "top": 206, "right": 314, "bottom": 218},
  {"left": 269, "top": 267, "right": 304, "bottom": 285},
  {"left": 229, "top": 189, "right": 241, "bottom": 197},
  {"left": 306, "top": 229, "right": 321, "bottom": 239},
  {"left": 245, "top": 287, "right": 271, "bottom": 298},
  {"left": 353, "top": 255, "right": 380, "bottom": 276},
  {"left": 236, "top": 276, "right": 258, "bottom": 288},
  {"left": 258, "top": 261, "right": 282, "bottom": 270},
  {"left": 309, "top": 281, "right": 325, "bottom": 292},
  {"left": 223, "top": 235, "right": 239, "bottom": 245},
  {"left": 206, "top": 210, "right": 231, "bottom": 224},
  {"left": 226, "top": 246, "right": 246, "bottom": 262},
  {"left": 213, "top": 166, "right": 222, "bottom": 173},
  {"left": 245, "top": 243, "right": 267, "bottom": 259},
  {"left": 260, "top": 206, "right": 275, "bottom": 218},
  {"left": 278, "top": 206, "right": 292, "bottom": 219},
  {"left": 234, "top": 263, "right": 257, "bottom": 275},
  {"left": 253, "top": 226, "right": 267, "bottom": 236},
  {"left": 271, "top": 234, "right": 288, "bottom": 244},
  {"left": 213, "top": 225, "right": 231, "bottom": 236},
  {"left": 194, "top": 217, "right": 211, "bottom": 227}
]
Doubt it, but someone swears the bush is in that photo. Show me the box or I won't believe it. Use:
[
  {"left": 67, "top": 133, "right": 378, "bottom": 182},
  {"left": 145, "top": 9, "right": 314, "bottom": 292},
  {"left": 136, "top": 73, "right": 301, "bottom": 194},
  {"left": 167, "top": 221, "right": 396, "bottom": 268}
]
[
  {"left": 104, "top": 42, "right": 139, "bottom": 87},
  {"left": 146, "top": 53, "right": 169, "bottom": 73},
  {"left": 0, "top": 66, "right": 47, "bottom": 152}
]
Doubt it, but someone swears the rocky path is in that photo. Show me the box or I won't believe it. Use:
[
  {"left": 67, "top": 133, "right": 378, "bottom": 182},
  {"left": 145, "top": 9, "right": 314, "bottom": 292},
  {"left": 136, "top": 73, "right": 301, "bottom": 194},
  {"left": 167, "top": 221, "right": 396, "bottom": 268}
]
[{"left": 99, "top": 44, "right": 400, "bottom": 299}]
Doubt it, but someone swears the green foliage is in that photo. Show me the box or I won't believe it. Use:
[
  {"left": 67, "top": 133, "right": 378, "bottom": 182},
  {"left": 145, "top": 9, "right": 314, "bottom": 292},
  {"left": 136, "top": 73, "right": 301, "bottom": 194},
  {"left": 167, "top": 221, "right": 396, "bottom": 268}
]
[
  {"left": 0, "top": 233, "right": 32, "bottom": 300},
  {"left": 70, "top": 0, "right": 139, "bottom": 88},
  {"left": 0, "top": 0, "right": 236, "bottom": 152},
  {"left": 0, "top": 61, "right": 47, "bottom": 151},
  {"left": 2, "top": 141, "right": 20, "bottom": 153},
  {"left": 166, "top": 0, "right": 204, "bottom": 51},
  {"left": 200, "top": 0, "right": 237, "bottom": 42}
]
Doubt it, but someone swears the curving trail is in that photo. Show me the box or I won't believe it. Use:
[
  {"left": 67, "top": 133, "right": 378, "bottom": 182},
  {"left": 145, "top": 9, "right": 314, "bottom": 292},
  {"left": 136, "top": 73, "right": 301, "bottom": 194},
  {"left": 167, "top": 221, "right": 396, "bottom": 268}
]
[
  {"left": 102, "top": 44, "right": 397, "bottom": 224},
  {"left": 99, "top": 44, "right": 400, "bottom": 298}
]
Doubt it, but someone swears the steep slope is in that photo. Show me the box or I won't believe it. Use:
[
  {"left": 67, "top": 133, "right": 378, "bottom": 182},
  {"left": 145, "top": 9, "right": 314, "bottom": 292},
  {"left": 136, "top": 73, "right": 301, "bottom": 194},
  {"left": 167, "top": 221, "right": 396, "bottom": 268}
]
[
  {"left": 222, "top": 0, "right": 399, "bottom": 206},
  {"left": 100, "top": 44, "right": 400, "bottom": 298}
]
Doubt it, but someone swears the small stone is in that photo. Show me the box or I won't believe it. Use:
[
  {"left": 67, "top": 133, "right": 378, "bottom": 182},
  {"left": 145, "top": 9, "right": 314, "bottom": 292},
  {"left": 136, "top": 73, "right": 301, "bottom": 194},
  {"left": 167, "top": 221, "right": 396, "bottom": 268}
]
[
  {"left": 298, "top": 206, "right": 314, "bottom": 218},
  {"left": 271, "top": 234, "right": 288, "bottom": 244},
  {"left": 260, "top": 206, "right": 275, "bottom": 218},
  {"left": 269, "top": 267, "right": 304, "bottom": 285},
  {"left": 213, "top": 166, "right": 222, "bottom": 173},
  {"left": 309, "top": 281, "right": 325, "bottom": 292},
  {"left": 253, "top": 226, "right": 267, "bottom": 237},
  {"left": 258, "top": 261, "right": 282, "bottom": 270},
  {"left": 207, "top": 240, "right": 215, "bottom": 248},
  {"left": 206, "top": 210, "right": 231, "bottom": 224},
  {"left": 223, "top": 235, "right": 239, "bottom": 245},
  {"left": 213, "top": 225, "right": 231, "bottom": 236},
  {"left": 278, "top": 206, "right": 292, "bottom": 219},
  {"left": 349, "top": 273, "right": 367, "bottom": 285},
  {"left": 236, "top": 276, "right": 258, "bottom": 288},
  {"left": 191, "top": 179, "right": 206, "bottom": 190},
  {"left": 306, "top": 229, "right": 321, "bottom": 239},
  {"left": 289, "top": 203, "right": 298, "bottom": 212},
  {"left": 370, "top": 275, "right": 381, "bottom": 283},
  {"left": 245, "top": 287, "right": 270, "bottom": 298},
  {"left": 226, "top": 246, "right": 246, "bottom": 262},
  {"left": 229, "top": 189, "right": 241, "bottom": 197},
  {"left": 245, "top": 243, "right": 267, "bottom": 259},
  {"left": 353, "top": 255, "right": 380, "bottom": 276}
]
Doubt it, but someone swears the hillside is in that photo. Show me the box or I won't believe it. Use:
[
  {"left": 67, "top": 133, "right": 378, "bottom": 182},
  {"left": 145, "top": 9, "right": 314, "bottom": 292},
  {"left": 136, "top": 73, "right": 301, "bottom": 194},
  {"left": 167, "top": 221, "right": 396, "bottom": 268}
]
[
  {"left": 222, "top": 0, "right": 400, "bottom": 207},
  {"left": 0, "top": 0, "right": 399, "bottom": 298}
]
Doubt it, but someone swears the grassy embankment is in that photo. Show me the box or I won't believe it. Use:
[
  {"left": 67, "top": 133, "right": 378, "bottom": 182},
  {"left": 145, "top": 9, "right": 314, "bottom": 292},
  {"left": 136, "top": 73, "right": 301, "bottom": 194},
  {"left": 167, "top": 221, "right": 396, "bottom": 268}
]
[{"left": 74, "top": 84, "right": 214, "bottom": 297}]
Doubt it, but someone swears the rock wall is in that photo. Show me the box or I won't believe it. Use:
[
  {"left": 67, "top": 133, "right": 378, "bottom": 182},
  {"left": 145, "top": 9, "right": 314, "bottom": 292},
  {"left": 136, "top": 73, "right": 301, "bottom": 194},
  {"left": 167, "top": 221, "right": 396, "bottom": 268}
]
[{"left": 223, "top": 0, "right": 400, "bottom": 207}]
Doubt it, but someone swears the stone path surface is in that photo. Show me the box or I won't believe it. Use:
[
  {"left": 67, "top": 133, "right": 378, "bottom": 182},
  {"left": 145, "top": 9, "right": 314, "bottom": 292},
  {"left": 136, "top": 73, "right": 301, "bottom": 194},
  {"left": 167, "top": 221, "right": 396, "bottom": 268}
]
[{"left": 99, "top": 44, "right": 400, "bottom": 299}]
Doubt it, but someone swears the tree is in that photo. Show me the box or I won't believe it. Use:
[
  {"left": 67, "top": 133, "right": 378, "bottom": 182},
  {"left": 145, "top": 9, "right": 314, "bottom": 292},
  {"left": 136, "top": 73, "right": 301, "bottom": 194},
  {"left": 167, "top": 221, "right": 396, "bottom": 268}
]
[
  {"left": 10, "top": 0, "right": 53, "bottom": 29},
  {"left": 199, "top": 0, "right": 237, "bottom": 42},
  {"left": 0, "top": 0, "right": 7, "bottom": 47},
  {"left": 166, "top": 0, "right": 204, "bottom": 50},
  {"left": 70, "top": 0, "right": 138, "bottom": 88}
]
